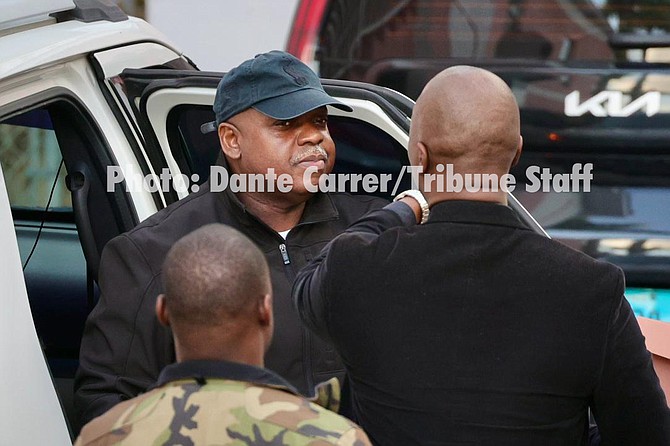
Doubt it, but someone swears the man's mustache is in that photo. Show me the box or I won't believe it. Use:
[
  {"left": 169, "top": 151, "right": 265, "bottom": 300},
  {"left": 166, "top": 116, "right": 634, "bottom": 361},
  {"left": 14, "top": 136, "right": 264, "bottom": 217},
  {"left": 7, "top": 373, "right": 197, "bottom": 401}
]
[{"left": 290, "top": 145, "right": 329, "bottom": 165}]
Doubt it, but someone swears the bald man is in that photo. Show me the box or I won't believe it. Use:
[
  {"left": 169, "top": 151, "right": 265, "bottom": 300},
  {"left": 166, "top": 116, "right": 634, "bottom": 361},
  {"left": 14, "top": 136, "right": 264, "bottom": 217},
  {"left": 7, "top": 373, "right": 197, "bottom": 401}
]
[
  {"left": 293, "top": 66, "right": 670, "bottom": 445},
  {"left": 76, "top": 224, "right": 371, "bottom": 445}
]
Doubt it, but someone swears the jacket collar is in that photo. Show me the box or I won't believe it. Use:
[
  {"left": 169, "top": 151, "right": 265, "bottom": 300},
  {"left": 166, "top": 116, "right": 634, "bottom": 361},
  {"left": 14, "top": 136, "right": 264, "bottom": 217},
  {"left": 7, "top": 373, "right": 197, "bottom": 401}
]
[
  {"left": 216, "top": 183, "right": 340, "bottom": 228},
  {"left": 211, "top": 154, "right": 340, "bottom": 228},
  {"left": 154, "top": 359, "right": 300, "bottom": 395},
  {"left": 427, "top": 200, "right": 531, "bottom": 231}
]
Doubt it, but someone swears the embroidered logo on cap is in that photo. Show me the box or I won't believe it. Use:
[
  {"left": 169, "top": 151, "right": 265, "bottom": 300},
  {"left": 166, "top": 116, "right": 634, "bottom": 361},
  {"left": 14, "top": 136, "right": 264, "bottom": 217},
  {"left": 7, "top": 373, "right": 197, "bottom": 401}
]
[{"left": 283, "top": 60, "right": 309, "bottom": 86}]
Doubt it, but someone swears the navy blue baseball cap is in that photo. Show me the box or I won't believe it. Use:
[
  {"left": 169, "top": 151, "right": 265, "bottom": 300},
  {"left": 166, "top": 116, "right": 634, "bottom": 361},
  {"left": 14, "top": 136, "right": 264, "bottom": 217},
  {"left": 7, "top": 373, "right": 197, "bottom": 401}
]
[{"left": 213, "top": 50, "right": 352, "bottom": 126}]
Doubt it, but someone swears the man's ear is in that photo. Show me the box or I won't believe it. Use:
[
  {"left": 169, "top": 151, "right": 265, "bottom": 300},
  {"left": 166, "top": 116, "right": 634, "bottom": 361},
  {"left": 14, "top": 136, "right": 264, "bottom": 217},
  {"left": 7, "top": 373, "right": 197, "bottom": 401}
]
[
  {"left": 511, "top": 135, "right": 523, "bottom": 168},
  {"left": 156, "top": 294, "right": 170, "bottom": 327},
  {"left": 218, "top": 122, "right": 242, "bottom": 160},
  {"left": 417, "top": 141, "right": 430, "bottom": 173},
  {"left": 258, "top": 293, "right": 273, "bottom": 328}
]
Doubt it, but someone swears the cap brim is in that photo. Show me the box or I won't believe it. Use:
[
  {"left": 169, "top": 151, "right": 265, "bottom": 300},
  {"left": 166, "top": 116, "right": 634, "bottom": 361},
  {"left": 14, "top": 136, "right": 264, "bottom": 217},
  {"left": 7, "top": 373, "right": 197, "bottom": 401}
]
[{"left": 253, "top": 87, "right": 353, "bottom": 120}]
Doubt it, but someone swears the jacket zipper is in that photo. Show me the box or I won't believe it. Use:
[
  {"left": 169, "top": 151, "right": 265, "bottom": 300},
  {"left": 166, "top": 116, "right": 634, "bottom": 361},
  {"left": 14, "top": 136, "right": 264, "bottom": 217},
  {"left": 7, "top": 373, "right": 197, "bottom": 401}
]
[
  {"left": 279, "top": 243, "right": 290, "bottom": 265},
  {"left": 277, "top": 242, "right": 314, "bottom": 392}
]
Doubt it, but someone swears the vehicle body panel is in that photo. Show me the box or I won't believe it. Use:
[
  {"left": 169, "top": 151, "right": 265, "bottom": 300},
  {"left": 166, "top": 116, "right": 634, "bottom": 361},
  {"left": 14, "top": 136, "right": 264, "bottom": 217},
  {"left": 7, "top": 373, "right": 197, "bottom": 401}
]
[
  {"left": 0, "top": 164, "right": 71, "bottom": 444},
  {"left": 0, "top": 16, "right": 179, "bottom": 81}
]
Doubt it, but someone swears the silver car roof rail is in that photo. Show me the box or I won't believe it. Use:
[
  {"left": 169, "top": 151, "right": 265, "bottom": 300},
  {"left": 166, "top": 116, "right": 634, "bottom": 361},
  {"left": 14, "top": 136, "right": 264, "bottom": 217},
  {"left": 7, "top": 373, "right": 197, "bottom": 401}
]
[{"left": 52, "top": 0, "right": 128, "bottom": 24}]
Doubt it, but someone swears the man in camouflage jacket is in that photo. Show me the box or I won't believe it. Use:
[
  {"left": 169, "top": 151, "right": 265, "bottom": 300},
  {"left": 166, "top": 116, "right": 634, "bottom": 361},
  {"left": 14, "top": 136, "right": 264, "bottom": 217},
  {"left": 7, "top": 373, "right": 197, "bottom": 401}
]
[{"left": 75, "top": 224, "right": 369, "bottom": 445}]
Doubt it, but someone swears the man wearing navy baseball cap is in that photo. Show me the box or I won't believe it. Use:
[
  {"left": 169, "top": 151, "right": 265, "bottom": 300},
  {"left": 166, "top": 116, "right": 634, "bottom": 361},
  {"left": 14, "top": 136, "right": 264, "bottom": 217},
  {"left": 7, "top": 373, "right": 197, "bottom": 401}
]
[
  {"left": 213, "top": 50, "right": 353, "bottom": 202},
  {"left": 214, "top": 50, "right": 352, "bottom": 124},
  {"left": 75, "top": 51, "right": 386, "bottom": 426}
]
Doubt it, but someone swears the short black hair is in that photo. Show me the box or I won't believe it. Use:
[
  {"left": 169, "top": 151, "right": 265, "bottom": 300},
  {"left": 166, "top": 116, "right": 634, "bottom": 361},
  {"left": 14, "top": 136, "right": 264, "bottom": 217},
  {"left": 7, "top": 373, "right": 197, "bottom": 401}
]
[{"left": 162, "top": 224, "right": 270, "bottom": 325}]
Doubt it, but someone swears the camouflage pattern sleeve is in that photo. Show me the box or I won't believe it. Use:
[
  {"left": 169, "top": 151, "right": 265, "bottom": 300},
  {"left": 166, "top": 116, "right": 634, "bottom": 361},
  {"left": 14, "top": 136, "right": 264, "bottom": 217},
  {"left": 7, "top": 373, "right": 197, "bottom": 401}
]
[{"left": 75, "top": 379, "right": 372, "bottom": 445}]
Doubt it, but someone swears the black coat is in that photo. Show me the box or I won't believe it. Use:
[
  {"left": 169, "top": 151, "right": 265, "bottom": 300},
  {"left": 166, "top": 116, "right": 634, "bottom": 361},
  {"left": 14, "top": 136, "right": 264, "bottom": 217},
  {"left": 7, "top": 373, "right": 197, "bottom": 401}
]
[
  {"left": 294, "top": 200, "right": 670, "bottom": 445},
  {"left": 74, "top": 182, "right": 385, "bottom": 425}
]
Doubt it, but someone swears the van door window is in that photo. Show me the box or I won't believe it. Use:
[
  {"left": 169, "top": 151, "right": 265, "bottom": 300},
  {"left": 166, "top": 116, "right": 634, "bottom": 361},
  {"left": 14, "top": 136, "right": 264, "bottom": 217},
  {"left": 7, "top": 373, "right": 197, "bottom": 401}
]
[{"left": 0, "top": 109, "right": 70, "bottom": 212}]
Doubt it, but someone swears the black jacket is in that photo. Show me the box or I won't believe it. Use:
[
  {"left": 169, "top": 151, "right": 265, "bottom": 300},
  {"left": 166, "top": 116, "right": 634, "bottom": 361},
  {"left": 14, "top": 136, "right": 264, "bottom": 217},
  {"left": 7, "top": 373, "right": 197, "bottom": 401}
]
[
  {"left": 294, "top": 200, "right": 670, "bottom": 446},
  {"left": 74, "top": 182, "right": 385, "bottom": 425}
]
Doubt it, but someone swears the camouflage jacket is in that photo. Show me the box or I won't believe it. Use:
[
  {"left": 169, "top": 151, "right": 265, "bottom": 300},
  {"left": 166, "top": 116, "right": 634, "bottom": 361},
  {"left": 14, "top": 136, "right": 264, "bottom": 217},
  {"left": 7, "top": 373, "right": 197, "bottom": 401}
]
[{"left": 75, "top": 360, "right": 370, "bottom": 445}]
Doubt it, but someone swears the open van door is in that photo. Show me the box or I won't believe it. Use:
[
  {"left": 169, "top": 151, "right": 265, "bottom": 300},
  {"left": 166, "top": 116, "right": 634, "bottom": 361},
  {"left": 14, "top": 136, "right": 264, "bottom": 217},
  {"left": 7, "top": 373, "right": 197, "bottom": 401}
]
[
  {"left": 0, "top": 163, "right": 71, "bottom": 444},
  {"left": 116, "top": 69, "right": 545, "bottom": 233}
]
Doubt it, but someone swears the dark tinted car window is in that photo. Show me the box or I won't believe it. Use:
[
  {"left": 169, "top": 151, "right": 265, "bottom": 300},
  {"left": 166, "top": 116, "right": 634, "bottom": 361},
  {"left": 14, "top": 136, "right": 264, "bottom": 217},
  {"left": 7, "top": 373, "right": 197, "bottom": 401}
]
[
  {"left": 329, "top": 116, "right": 410, "bottom": 197},
  {"left": 169, "top": 106, "right": 220, "bottom": 186}
]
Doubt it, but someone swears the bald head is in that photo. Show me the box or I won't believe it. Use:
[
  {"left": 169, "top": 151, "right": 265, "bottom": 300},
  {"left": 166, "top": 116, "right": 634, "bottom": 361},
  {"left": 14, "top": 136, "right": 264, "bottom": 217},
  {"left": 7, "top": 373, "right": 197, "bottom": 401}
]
[
  {"left": 409, "top": 66, "right": 521, "bottom": 176},
  {"left": 161, "top": 224, "right": 271, "bottom": 327}
]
